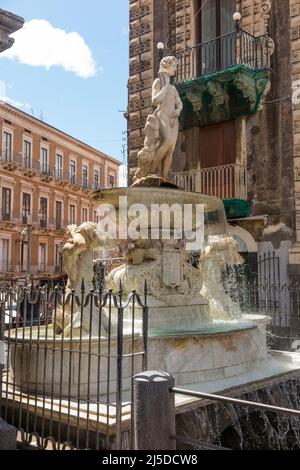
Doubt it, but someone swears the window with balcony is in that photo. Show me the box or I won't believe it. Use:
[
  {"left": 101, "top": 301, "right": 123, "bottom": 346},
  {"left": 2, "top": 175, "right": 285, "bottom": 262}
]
[
  {"left": 70, "top": 204, "right": 76, "bottom": 224},
  {"left": 82, "top": 208, "right": 88, "bottom": 223},
  {"left": 23, "top": 140, "right": 32, "bottom": 168},
  {"left": 22, "top": 193, "right": 31, "bottom": 224},
  {"left": 94, "top": 210, "right": 99, "bottom": 224},
  {"left": 70, "top": 160, "right": 76, "bottom": 184},
  {"left": 21, "top": 241, "right": 28, "bottom": 272},
  {"left": 82, "top": 165, "right": 88, "bottom": 188},
  {"left": 56, "top": 201, "right": 62, "bottom": 229},
  {"left": 3, "top": 131, "right": 12, "bottom": 162},
  {"left": 40, "top": 147, "right": 48, "bottom": 174},
  {"left": 55, "top": 154, "right": 63, "bottom": 179},
  {"left": 93, "top": 169, "right": 99, "bottom": 189},
  {"left": 2, "top": 187, "right": 11, "bottom": 221},
  {"left": 55, "top": 244, "right": 60, "bottom": 269},
  {"left": 109, "top": 174, "right": 115, "bottom": 188},
  {"left": 54, "top": 244, "right": 63, "bottom": 273},
  {"left": 0, "top": 239, "right": 9, "bottom": 272},
  {"left": 39, "top": 243, "right": 47, "bottom": 272},
  {"left": 40, "top": 197, "right": 48, "bottom": 228}
]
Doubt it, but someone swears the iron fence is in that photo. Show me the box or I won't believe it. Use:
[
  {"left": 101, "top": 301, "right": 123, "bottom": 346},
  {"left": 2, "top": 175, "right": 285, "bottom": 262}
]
[
  {"left": 223, "top": 252, "right": 300, "bottom": 349},
  {"left": 174, "top": 30, "right": 271, "bottom": 84},
  {"left": 0, "top": 280, "right": 148, "bottom": 450}
]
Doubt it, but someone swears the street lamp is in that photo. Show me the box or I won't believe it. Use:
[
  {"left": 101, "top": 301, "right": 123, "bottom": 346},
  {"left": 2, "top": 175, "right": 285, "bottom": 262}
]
[
  {"left": 157, "top": 42, "right": 165, "bottom": 70},
  {"left": 233, "top": 12, "right": 242, "bottom": 31}
]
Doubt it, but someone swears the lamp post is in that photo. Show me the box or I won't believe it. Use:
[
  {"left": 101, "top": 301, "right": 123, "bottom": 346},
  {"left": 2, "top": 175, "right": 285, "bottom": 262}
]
[
  {"left": 233, "top": 12, "right": 242, "bottom": 31},
  {"left": 157, "top": 42, "right": 165, "bottom": 71}
]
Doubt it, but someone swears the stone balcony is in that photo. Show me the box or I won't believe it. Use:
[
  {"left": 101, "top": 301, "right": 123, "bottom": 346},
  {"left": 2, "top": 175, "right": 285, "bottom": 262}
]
[
  {"left": 172, "top": 163, "right": 247, "bottom": 201},
  {"left": 174, "top": 29, "right": 273, "bottom": 129}
]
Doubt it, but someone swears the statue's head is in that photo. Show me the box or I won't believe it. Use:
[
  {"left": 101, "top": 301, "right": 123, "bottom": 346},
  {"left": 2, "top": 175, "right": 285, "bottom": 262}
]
[{"left": 159, "top": 56, "right": 178, "bottom": 77}]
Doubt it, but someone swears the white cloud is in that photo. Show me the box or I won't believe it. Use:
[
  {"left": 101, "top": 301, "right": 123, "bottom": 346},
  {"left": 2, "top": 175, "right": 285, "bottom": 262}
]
[
  {"left": 1, "top": 19, "right": 97, "bottom": 79},
  {"left": 0, "top": 80, "right": 31, "bottom": 110}
]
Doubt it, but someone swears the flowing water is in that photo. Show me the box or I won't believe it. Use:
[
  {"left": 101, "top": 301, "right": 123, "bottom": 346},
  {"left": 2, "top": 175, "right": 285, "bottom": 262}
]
[{"left": 177, "top": 379, "right": 300, "bottom": 450}]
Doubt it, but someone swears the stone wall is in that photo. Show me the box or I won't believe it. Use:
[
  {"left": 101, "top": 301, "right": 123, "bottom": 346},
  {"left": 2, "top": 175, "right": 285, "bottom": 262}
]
[
  {"left": 289, "top": 0, "right": 300, "bottom": 269},
  {"left": 128, "top": 0, "right": 154, "bottom": 178},
  {"left": 246, "top": 1, "right": 295, "bottom": 229},
  {"left": 127, "top": 0, "right": 298, "bottom": 266}
]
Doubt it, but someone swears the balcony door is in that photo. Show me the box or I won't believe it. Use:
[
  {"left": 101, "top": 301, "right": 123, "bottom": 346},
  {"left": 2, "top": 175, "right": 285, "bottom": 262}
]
[
  {"left": 3, "top": 131, "right": 12, "bottom": 161},
  {"left": 2, "top": 187, "right": 11, "bottom": 221},
  {"left": 56, "top": 154, "right": 63, "bottom": 179},
  {"left": 0, "top": 239, "right": 9, "bottom": 272},
  {"left": 22, "top": 193, "right": 31, "bottom": 224},
  {"left": 197, "top": 120, "right": 238, "bottom": 198},
  {"left": 40, "top": 148, "right": 48, "bottom": 174},
  {"left": 40, "top": 197, "right": 48, "bottom": 228},
  {"left": 24, "top": 140, "right": 32, "bottom": 168},
  {"left": 195, "top": 0, "right": 236, "bottom": 75},
  {"left": 39, "top": 243, "right": 47, "bottom": 272},
  {"left": 21, "top": 242, "right": 28, "bottom": 272}
]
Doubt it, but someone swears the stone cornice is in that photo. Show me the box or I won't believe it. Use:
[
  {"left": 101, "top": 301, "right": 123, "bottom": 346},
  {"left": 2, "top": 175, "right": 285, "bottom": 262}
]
[
  {"left": 0, "top": 102, "right": 121, "bottom": 167},
  {"left": 0, "top": 9, "right": 24, "bottom": 53}
]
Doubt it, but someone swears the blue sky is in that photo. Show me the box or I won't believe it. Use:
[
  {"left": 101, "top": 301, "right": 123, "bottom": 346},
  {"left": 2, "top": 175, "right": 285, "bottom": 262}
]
[{"left": 0, "top": 0, "right": 129, "bottom": 173}]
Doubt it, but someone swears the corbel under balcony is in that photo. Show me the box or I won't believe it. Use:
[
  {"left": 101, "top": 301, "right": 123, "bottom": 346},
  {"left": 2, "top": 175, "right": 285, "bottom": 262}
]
[
  {"left": 176, "top": 65, "right": 271, "bottom": 129},
  {"left": 174, "top": 29, "right": 273, "bottom": 129}
]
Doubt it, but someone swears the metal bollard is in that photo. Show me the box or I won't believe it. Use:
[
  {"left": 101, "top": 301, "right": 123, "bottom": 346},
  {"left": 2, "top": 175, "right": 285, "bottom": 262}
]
[{"left": 133, "top": 371, "right": 176, "bottom": 450}]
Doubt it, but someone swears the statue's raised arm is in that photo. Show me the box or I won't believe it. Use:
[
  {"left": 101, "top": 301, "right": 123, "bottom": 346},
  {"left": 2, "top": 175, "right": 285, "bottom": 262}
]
[{"left": 152, "top": 73, "right": 170, "bottom": 107}]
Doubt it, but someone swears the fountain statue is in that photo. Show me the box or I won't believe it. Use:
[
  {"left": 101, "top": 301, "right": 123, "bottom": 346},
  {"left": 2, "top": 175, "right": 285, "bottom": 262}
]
[
  {"left": 53, "top": 222, "right": 110, "bottom": 337},
  {"left": 133, "top": 56, "right": 183, "bottom": 184}
]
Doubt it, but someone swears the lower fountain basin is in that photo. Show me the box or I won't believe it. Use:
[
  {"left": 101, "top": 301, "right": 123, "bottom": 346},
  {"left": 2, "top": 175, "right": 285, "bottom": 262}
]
[{"left": 5, "top": 315, "right": 271, "bottom": 401}]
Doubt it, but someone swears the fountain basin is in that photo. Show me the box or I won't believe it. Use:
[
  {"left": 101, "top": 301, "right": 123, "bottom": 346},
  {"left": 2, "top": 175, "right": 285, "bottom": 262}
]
[
  {"left": 6, "top": 315, "right": 271, "bottom": 400},
  {"left": 6, "top": 329, "right": 143, "bottom": 400}
]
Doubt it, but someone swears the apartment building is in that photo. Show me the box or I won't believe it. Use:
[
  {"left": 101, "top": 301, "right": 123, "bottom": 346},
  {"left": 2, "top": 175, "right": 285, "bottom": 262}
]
[{"left": 0, "top": 102, "right": 120, "bottom": 281}]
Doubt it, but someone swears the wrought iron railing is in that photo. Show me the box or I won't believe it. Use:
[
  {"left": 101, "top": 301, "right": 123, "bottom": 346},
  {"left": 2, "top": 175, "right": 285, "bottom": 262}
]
[
  {"left": 172, "top": 163, "right": 247, "bottom": 200},
  {"left": 174, "top": 30, "right": 271, "bottom": 84},
  {"left": 170, "top": 385, "right": 300, "bottom": 450},
  {"left": 0, "top": 281, "right": 149, "bottom": 450},
  {"left": 0, "top": 152, "right": 101, "bottom": 191}
]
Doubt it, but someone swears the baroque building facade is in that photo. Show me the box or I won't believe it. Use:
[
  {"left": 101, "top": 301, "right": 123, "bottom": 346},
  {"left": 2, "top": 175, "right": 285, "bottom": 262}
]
[
  {"left": 128, "top": 0, "right": 300, "bottom": 287},
  {"left": 0, "top": 8, "right": 120, "bottom": 283},
  {"left": 0, "top": 102, "right": 120, "bottom": 282}
]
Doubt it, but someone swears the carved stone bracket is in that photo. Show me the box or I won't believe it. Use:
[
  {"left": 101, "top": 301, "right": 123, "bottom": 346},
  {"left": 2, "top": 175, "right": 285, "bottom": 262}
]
[{"left": 177, "top": 65, "right": 271, "bottom": 129}]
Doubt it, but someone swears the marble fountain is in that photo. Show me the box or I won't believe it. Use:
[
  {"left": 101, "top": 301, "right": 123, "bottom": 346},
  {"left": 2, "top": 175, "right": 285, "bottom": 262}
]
[{"left": 4, "top": 56, "right": 300, "bottom": 448}]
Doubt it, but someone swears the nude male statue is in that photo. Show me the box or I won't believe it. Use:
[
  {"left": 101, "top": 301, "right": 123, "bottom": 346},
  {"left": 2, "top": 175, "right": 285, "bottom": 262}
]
[
  {"left": 133, "top": 56, "right": 183, "bottom": 183},
  {"left": 151, "top": 56, "right": 183, "bottom": 179}
]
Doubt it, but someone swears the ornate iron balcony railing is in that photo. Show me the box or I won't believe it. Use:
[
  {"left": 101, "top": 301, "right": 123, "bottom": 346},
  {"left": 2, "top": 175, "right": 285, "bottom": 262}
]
[
  {"left": 174, "top": 30, "right": 272, "bottom": 85},
  {"left": 172, "top": 163, "right": 247, "bottom": 200}
]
